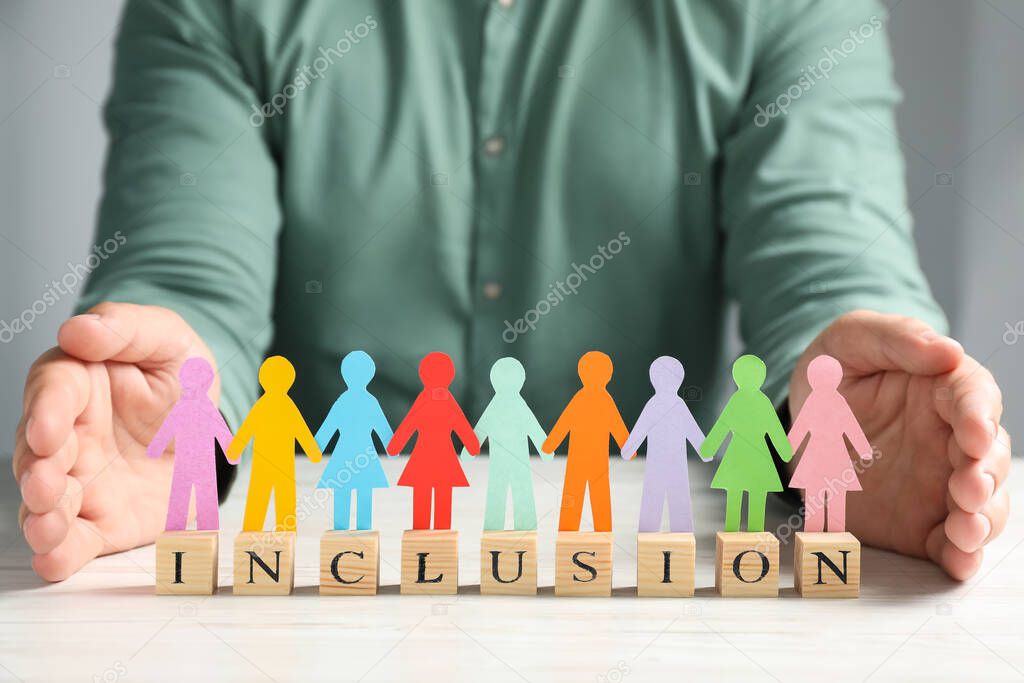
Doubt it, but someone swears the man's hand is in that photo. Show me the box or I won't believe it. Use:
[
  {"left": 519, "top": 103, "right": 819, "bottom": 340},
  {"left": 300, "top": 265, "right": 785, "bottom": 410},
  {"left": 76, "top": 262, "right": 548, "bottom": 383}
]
[
  {"left": 14, "top": 303, "right": 217, "bottom": 581},
  {"left": 789, "top": 310, "right": 1010, "bottom": 580}
]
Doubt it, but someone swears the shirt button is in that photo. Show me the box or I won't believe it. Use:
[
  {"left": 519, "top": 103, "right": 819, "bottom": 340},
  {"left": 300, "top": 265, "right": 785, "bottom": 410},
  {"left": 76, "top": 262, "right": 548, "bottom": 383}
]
[
  {"left": 482, "top": 282, "right": 503, "bottom": 300},
  {"left": 483, "top": 136, "right": 505, "bottom": 156}
]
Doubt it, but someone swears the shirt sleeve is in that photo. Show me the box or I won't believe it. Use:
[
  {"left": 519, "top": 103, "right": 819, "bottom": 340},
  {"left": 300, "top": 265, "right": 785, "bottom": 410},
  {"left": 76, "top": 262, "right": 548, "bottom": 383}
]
[
  {"left": 75, "top": 0, "right": 280, "bottom": 429},
  {"left": 720, "top": 0, "right": 947, "bottom": 406}
]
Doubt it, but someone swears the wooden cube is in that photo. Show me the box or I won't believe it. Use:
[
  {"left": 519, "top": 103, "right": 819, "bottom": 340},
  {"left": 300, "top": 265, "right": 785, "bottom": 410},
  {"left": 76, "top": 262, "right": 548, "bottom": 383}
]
[
  {"left": 715, "top": 531, "right": 779, "bottom": 597},
  {"left": 636, "top": 532, "right": 695, "bottom": 597},
  {"left": 794, "top": 532, "right": 860, "bottom": 598},
  {"left": 155, "top": 531, "right": 218, "bottom": 595},
  {"left": 401, "top": 530, "right": 458, "bottom": 595},
  {"left": 555, "top": 531, "right": 612, "bottom": 597},
  {"left": 480, "top": 531, "right": 537, "bottom": 596},
  {"left": 233, "top": 531, "right": 295, "bottom": 595},
  {"left": 320, "top": 530, "right": 380, "bottom": 596}
]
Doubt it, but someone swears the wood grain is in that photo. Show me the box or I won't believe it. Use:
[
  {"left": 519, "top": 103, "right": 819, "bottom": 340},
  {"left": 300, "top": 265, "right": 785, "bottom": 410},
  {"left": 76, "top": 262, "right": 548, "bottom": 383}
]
[
  {"left": 715, "top": 531, "right": 779, "bottom": 597},
  {"left": 401, "top": 529, "right": 458, "bottom": 595},
  {"left": 320, "top": 530, "right": 380, "bottom": 596},
  {"left": 155, "top": 531, "right": 218, "bottom": 595},
  {"left": 555, "top": 531, "right": 612, "bottom": 596},
  {"left": 794, "top": 531, "right": 860, "bottom": 598}
]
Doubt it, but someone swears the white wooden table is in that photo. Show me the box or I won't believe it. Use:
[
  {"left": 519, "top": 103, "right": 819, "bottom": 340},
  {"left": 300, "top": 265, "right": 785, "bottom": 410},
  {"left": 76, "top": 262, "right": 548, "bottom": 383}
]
[{"left": 0, "top": 456, "right": 1021, "bottom": 682}]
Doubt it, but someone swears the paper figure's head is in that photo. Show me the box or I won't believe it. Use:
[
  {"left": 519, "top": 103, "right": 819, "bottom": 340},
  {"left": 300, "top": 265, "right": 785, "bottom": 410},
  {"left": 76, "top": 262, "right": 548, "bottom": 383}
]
[
  {"left": 578, "top": 351, "right": 613, "bottom": 387},
  {"left": 179, "top": 357, "right": 214, "bottom": 398},
  {"left": 649, "top": 355, "right": 684, "bottom": 393},
  {"left": 807, "top": 354, "right": 843, "bottom": 391},
  {"left": 341, "top": 350, "right": 375, "bottom": 388},
  {"left": 732, "top": 354, "right": 766, "bottom": 389},
  {"left": 490, "top": 357, "right": 525, "bottom": 392},
  {"left": 419, "top": 351, "right": 455, "bottom": 389},
  {"left": 259, "top": 355, "right": 295, "bottom": 393}
]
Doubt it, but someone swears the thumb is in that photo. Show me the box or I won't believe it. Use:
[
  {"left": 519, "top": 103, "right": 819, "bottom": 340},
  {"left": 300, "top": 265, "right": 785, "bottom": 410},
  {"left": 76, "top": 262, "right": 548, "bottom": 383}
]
[
  {"left": 811, "top": 310, "right": 963, "bottom": 377},
  {"left": 57, "top": 302, "right": 196, "bottom": 365}
]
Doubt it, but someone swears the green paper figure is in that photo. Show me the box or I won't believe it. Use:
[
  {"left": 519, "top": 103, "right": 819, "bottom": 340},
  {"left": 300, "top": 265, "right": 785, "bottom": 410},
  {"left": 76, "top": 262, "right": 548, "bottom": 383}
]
[
  {"left": 700, "top": 354, "right": 793, "bottom": 532},
  {"left": 463, "top": 358, "right": 553, "bottom": 530}
]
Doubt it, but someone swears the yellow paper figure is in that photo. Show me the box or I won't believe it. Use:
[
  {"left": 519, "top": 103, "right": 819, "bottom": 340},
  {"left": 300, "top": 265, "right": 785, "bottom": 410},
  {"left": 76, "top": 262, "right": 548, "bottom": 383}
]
[{"left": 227, "top": 356, "right": 323, "bottom": 532}]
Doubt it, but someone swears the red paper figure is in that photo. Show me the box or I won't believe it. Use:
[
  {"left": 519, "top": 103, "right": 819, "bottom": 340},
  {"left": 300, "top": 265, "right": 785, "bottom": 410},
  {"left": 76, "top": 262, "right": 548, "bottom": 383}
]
[{"left": 387, "top": 352, "right": 480, "bottom": 529}]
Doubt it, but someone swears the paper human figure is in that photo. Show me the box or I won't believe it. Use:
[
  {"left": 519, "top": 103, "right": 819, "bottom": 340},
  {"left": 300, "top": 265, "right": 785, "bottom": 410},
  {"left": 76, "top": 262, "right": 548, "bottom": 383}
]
[
  {"left": 147, "top": 357, "right": 234, "bottom": 531},
  {"left": 226, "top": 355, "right": 323, "bottom": 532},
  {"left": 700, "top": 354, "right": 793, "bottom": 532},
  {"left": 463, "top": 357, "right": 553, "bottom": 531},
  {"left": 314, "top": 350, "right": 394, "bottom": 531},
  {"left": 544, "top": 351, "right": 630, "bottom": 533},
  {"left": 787, "top": 354, "right": 873, "bottom": 532},
  {"left": 621, "top": 356, "right": 707, "bottom": 533},
  {"left": 387, "top": 352, "right": 480, "bottom": 530}
]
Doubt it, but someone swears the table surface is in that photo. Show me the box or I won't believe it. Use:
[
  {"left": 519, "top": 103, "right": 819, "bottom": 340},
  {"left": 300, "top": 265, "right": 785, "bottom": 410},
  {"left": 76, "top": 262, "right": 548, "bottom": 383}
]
[{"left": 0, "top": 455, "right": 1022, "bottom": 683}]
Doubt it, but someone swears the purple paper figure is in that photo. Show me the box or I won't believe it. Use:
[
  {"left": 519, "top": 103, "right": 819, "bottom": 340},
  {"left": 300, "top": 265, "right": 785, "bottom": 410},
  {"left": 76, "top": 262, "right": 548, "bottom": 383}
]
[
  {"left": 147, "top": 357, "right": 234, "bottom": 531},
  {"left": 621, "top": 356, "right": 707, "bottom": 533},
  {"left": 788, "top": 354, "right": 873, "bottom": 532}
]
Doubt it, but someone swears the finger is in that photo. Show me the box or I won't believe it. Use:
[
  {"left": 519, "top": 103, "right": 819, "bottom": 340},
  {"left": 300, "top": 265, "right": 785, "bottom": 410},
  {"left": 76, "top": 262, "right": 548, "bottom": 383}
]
[
  {"left": 820, "top": 310, "right": 963, "bottom": 377},
  {"left": 22, "top": 350, "right": 90, "bottom": 457},
  {"left": 24, "top": 510, "right": 70, "bottom": 555},
  {"left": 933, "top": 359, "right": 1003, "bottom": 458},
  {"left": 945, "top": 486, "right": 1008, "bottom": 553},
  {"left": 925, "top": 522, "right": 983, "bottom": 581},
  {"left": 31, "top": 517, "right": 106, "bottom": 583},
  {"left": 58, "top": 302, "right": 192, "bottom": 365},
  {"left": 14, "top": 429, "right": 77, "bottom": 482},
  {"left": 20, "top": 460, "right": 70, "bottom": 514},
  {"left": 948, "top": 427, "right": 1010, "bottom": 513}
]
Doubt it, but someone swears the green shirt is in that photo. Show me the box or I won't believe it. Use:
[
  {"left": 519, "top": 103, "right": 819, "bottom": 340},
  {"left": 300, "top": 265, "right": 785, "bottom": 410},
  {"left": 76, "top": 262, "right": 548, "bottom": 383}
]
[{"left": 79, "top": 0, "right": 945, "bottom": 433}]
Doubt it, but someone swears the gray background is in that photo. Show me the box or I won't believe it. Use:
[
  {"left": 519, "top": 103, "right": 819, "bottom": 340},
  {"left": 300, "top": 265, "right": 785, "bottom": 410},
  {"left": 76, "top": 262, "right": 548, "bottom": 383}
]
[{"left": 1, "top": 0, "right": 1021, "bottom": 452}]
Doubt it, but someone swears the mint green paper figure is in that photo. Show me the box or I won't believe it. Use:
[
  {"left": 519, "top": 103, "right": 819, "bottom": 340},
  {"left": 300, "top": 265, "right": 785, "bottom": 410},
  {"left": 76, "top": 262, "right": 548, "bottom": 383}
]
[
  {"left": 700, "top": 354, "right": 793, "bottom": 532},
  {"left": 463, "top": 358, "right": 553, "bottom": 530}
]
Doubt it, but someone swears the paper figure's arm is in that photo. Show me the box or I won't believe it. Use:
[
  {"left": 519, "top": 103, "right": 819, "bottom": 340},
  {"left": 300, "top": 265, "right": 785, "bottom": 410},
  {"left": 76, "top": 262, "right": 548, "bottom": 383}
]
[
  {"left": 787, "top": 402, "right": 812, "bottom": 454},
  {"left": 542, "top": 399, "right": 574, "bottom": 454},
  {"left": 291, "top": 404, "right": 323, "bottom": 464},
  {"left": 763, "top": 398, "right": 794, "bottom": 463},
  {"left": 621, "top": 401, "right": 655, "bottom": 460},
  {"left": 609, "top": 399, "right": 631, "bottom": 452},
  {"left": 210, "top": 406, "right": 234, "bottom": 458},
  {"left": 314, "top": 400, "right": 343, "bottom": 453},
  {"left": 699, "top": 401, "right": 733, "bottom": 462},
  {"left": 462, "top": 405, "right": 491, "bottom": 458},
  {"left": 146, "top": 406, "right": 179, "bottom": 458},
  {"left": 371, "top": 400, "right": 395, "bottom": 452},
  {"left": 226, "top": 405, "right": 258, "bottom": 463},
  {"left": 387, "top": 398, "right": 422, "bottom": 456},
  {"left": 681, "top": 404, "right": 707, "bottom": 455},
  {"left": 842, "top": 401, "right": 873, "bottom": 460},
  {"left": 451, "top": 400, "right": 481, "bottom": 456},
  {"left": 525, "top": 408, "right": 553, "bottom": 462}
]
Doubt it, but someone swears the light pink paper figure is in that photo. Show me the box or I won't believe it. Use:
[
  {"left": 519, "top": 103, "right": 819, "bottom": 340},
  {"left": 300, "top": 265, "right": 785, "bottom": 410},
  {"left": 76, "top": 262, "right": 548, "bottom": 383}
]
[
  {"left": 147, "top": 357, "right": 234, "bottom": 531},
  {"left": 787, "top": 355, "right": 873, "bottom": 532}
]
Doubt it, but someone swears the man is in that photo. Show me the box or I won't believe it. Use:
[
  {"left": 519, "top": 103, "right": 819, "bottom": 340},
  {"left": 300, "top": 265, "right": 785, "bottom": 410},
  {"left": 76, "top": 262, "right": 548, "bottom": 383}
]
[{"left": 14, "top": 0, "right": 1009, "bottom": 581}]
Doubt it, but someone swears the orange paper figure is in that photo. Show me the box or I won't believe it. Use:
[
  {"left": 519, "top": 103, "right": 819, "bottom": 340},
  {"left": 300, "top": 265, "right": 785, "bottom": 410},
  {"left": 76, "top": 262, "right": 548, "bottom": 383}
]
[
  {"left": 387, "top": 352, "right": 480, "bottom": 530},
  {"left": 544, "top": 351, "right": 630, "bottom": 532},
  {"left": 788, "top": 354, "right": 873, "bottom": 532},
  {"left": 226, "top": 356, "right": 323, "bottom": 532}
]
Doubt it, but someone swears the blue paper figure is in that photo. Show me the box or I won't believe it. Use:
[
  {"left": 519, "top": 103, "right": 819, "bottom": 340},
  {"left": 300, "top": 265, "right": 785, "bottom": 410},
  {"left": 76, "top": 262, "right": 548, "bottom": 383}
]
[{"left": 314, "top": 350, "right": 394, "bottom": 530}]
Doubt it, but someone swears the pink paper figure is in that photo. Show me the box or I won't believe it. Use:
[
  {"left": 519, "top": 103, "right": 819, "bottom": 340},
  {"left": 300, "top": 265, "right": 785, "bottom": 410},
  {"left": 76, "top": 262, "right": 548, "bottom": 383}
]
[
  {"left": 621, "top": 356, "right": 707, "bottom": 533},
  {"left": 147, "top": 357, "right": 234, "bottom": 531},
  {"left": 787, "top": 354, "right": 873, "bottom": 532}
]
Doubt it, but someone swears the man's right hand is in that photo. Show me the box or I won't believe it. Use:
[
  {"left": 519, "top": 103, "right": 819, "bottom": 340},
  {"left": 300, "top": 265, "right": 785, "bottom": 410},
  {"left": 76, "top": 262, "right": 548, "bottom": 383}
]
[{"left": 13, "top": 303, "right": 217, "bottom": 581}]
